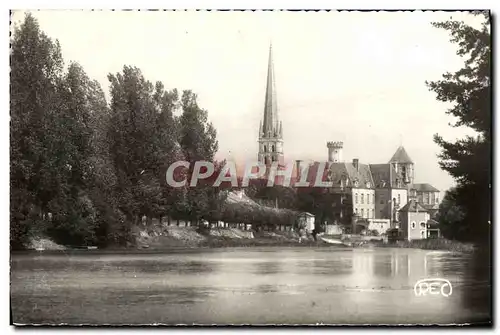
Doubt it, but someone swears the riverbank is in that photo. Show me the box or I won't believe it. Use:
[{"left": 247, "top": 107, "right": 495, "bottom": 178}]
[
  {"left": 374, "top": 238, "right": 475, "bottom": 253},
  {"left": 21, "top": 226, "right": 328, "bottom": 251},
  {"left": 21, "top": 226, "right": 475, "bottom": 253}
]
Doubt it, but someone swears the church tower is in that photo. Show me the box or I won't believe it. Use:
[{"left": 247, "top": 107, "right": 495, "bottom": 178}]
[
  {"left": 258, "top": 44, "right": 284, "bottom": 166},
  {"left": 389, "top": 146, "right": 414, "bottom": 186}
]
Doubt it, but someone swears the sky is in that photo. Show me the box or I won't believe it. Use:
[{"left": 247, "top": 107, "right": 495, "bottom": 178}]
[{"left": 11, "top": 10, "right": 485, "bottom": 193}]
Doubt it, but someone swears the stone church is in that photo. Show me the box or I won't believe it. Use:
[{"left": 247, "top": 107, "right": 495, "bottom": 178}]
[{"left": 255, "top": 45, "right": 440, "bottom": 237}]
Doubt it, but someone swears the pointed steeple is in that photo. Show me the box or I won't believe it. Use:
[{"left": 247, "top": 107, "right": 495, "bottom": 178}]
[
  {"left": 389, "top": 146, "right": 413, "bottom": 164},
  {"left": 258, "top": 43, "right": 284, "bottom": 167},
  {"left": 262, "top": 43, "right": 279, "bottom": 137}
]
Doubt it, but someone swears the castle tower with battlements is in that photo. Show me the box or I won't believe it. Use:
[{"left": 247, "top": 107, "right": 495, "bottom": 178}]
[{"left": 327, "top": 141, "right": 343, "bottom": 163}]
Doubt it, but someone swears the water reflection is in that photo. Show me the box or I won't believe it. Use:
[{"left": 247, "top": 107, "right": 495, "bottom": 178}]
[
  {"left": 310, "top": 259, "right": 353, "bottom": 275},
  {"left": 373, "top": 254, "right": 392, "bottom": 277},
  {"left": 253, "top": 261, "right": 282, "bottom": 275},
  {"left": 10, "top": 247, "right": 491, "bottom": 325},
  {"left": 461, "top": 246, "right": 491, "bottom": 323}
]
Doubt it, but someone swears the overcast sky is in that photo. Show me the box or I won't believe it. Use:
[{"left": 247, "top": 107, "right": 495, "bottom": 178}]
[{"left": 11, "top": 10, "right": 485, "bottom": 193}]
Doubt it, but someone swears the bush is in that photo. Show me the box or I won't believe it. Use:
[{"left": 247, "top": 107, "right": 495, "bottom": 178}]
[{"left": 396, "top": 238, "right": 474, "bottom": 253}]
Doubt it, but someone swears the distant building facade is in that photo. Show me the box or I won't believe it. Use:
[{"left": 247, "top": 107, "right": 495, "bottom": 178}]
[
  {"left": 409, "top": 183, "right": 440, "bottom": 218},
  {"left": 399, "top": 200, "right": 430, "bottom": 241},
  {"left": 252, "top": 46, "right": 440, "bottom": 237},
  {"left": 299, "top": 144, "right": 440, "bottom": 236}
]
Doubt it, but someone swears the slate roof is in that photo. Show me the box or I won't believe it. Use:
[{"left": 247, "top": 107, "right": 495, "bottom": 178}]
[
  {"left": 422, "top": 203, "right": 439, "bottom": 211},
  {"left": 369, "top": 163, "right": 399, "bottom": 188},
  {"left": 389, "top": 146, "right": 414, "bottom": 164},
  {"left": 326, "top": 162, "right": 374, "bottom": 188},
  {"left": 410, "top": 183, "right": 440, "bottom": 192},
  {"left": 399, "top": 199, "right": 428, "bottom": 213}
]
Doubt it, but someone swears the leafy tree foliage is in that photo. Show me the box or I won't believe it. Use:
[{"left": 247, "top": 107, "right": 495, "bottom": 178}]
[
  {"left": 178, "top": 91, "right": 220, "bottom": 223},
  {"left": 427, "top": 12, "right": 491, "bottom": 243},
  {"left": 437, "top": 188, "right": 467, "bottom": 240},
  {"left": 10, "top": 14, "right": 223, "bottom": 248}
]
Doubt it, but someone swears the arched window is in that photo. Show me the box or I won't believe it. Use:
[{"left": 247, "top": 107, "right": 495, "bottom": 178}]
[
  {"left": 264, "top": 145, "right": 268, "bottom": 152},
  {"left": 411, "top": 222, "right": 416, "bottom": 229},
  {"left": 420, "top": 222, "right": 426, "bottom": 229},
  {"left": 272, "top": 145, "right": 275, "bottom": 152}
]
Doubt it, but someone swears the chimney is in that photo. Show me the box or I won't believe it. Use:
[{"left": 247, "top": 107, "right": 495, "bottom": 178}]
[
  {"left": 295, "top": 160, "right": 302, "bottom": 180},
  {"left": 352, "top": 158, "right": 359, "bottom": 171}
]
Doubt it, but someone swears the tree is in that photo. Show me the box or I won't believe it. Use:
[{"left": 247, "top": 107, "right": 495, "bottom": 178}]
[
  {"left": 10, "top": 13, "right": 69, "bottom": 246},
  {"left": 178, "top": 90, "right": 219, "bottom": 223},
  {"left": 437, "top": 187, "right": 467, "bottom": 240},
  {"left": 45, "top": 62, "right": 110, "bottom": 246},
  {"left": 427, "top": 11, "right": 491, "bottom": 243},
  {"left": 108, "top": 66, "right": 188, "bottom": 234}
]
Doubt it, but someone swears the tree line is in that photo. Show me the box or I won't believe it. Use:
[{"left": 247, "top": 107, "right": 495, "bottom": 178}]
[
  {"left": 10, "top": 14, "right": 315, "bottom": 249},
  {"left": 429, "top": 12, "right": 491, "bottom": 244},
  {"left": 10, "top": 14, "right": 234, "bottom": 248}
]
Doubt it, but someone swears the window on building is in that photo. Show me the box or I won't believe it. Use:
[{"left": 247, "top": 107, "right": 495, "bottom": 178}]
[
  {"left": 380, "top": 199, "right": 384, "bottom": 204},
  {"left": 397, "top": 194, "right": 401, "bottom": 204},
  {"left": 361, "top": 194, "right": 364, "bottom": 204},
  {"left": 264, "top": 145, "right": 267, "bottom": 152},
  {"left": 271, "top": 156, "right": 276, "bottom": 162},
  {"left": 272, "top": 145, "right": 275, "bottom": 152},
  {"left": 355, "top": 194, "right": 358, "bottom": 204},
  {"left": 436, "top": 196, "right": 439, "bottom": 204},
  {"left": 421, "top": 231, "right": 425, "bottom": 238},
  {"left": 372, "top": 209, "right": 374, "bottom": 219},
  {"left": 355, "top": 208, "right": 359, "bottom": 215},
  {"left": 361, "top": 209, "right": 364, "bottom": 218},
  {"left": 411, "top": 222, "right": 416, "bottom": 229},
  {"left": 420, "top": 222, "right": 426, "bottom": 229}
]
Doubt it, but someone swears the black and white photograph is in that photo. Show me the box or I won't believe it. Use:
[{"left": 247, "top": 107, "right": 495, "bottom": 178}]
[{"left": 9, "top": 9, "right": 492, "bottom": 326}]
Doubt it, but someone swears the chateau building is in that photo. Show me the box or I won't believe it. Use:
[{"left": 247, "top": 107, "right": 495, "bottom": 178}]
[
  {"left": 299, "top": 142, "right": 440, "bottom": 232},
  {"left": 253, "top": 45, "right": 439, "bottom": 236}
]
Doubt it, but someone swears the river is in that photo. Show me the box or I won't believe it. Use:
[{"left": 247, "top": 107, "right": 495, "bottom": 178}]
[{"left": 10, "top": 247, "right": 491, "bottom": 325}]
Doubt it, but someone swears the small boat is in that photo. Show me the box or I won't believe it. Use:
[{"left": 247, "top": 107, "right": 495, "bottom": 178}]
[{"left": 320, "top": 236, "right": 351, "bottom": 247}]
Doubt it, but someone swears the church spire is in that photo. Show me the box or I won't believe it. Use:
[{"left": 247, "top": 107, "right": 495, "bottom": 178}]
[
  {"left": 262, "top": 43, "right": 279, "bottom": 137},
  {"left": 258, "top": 43, "right": 284, "bottom": 167}
]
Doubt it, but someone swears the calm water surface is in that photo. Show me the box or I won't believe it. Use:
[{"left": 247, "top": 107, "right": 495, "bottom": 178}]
[{"left": 11, "top": 247, "right": 490, "bottom": 325}]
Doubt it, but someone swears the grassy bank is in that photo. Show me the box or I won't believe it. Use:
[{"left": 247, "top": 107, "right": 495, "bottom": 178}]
[
  {"left": 378, "top": 238, "right": 475, "bottom": 253},
  {"left": 198, "top": 236, "right": 328, "bottom": 248}
]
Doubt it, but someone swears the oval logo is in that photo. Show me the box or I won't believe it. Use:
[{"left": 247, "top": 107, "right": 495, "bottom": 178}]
[{"left": 414, "top": 278, "right": 452, "bottom": 297}]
